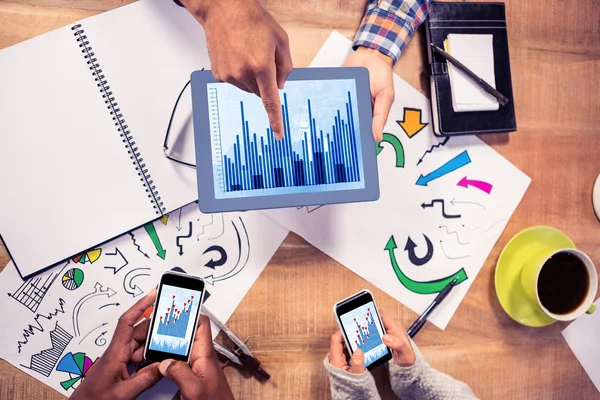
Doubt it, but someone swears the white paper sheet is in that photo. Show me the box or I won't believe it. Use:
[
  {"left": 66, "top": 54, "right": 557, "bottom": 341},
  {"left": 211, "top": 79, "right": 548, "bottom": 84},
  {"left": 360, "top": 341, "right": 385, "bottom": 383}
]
[
  {"left": 263, "top": 31, "right": 531, "bottom": 329},
  {"left": 562, "top": 300, "right": 600, "bottom": 394},
  {"left": 0, "top": 203, "right": 288, "bottom": 397}
]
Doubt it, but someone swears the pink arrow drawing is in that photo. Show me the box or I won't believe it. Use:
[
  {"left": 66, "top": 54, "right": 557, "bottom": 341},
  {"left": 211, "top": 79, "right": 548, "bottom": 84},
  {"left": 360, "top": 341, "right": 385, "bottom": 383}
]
[{"left": 457, "top": 177, "right": 493, "bottom": 194}]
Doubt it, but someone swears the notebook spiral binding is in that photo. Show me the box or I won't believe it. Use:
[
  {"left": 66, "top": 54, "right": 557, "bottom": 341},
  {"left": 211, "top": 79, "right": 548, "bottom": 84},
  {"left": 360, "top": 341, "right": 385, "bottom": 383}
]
[{"left": 71, "top": 23, "right": 165, "bottom": 215}]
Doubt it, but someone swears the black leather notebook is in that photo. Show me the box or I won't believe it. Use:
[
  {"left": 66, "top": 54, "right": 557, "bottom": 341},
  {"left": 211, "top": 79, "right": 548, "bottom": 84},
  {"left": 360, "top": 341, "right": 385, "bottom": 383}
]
[{"left": 425, "top": 1, "right": 516, "bottom": 136}]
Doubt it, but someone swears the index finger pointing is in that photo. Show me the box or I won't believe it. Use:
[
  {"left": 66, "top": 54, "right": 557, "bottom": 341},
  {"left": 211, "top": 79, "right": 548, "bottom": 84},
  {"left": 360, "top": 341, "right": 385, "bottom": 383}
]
[{"left": 256, "top": 66, "right": 284, "bottom": 140}]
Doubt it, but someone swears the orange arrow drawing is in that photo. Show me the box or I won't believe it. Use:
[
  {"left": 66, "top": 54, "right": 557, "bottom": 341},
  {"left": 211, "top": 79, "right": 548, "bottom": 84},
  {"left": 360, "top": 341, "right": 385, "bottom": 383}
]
[{"left": 396, "top": 108, "right": 428, "bottom": 138}]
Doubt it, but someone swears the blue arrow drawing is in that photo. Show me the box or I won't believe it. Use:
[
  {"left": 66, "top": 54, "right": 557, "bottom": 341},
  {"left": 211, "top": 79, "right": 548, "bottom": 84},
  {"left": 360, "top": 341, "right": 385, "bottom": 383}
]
[{"left": 416, "top": 151, "right": 471, "bottom": 186}]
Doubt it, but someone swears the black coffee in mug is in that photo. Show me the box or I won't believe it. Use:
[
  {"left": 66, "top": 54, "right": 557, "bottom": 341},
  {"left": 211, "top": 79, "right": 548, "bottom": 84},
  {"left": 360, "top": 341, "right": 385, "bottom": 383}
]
[{"left": 537, "top": 251, "right": 590, "bottom": 315}]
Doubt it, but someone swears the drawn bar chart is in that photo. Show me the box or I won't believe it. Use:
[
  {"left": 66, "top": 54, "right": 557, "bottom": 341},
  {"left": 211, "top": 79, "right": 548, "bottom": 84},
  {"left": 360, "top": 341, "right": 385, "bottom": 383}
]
[
  {"left": 211, "top": 82, "right": 362, "bottom": 193},
  {"left": 21, "top": 322, "right": 73, "bottom": 377},
  {"left": 9, "top": 267, "right": 63, "bottom": 313}
]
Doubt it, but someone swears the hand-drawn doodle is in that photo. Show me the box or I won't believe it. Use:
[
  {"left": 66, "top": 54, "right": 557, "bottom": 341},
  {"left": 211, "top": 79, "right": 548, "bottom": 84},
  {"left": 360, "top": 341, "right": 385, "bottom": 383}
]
[
  {"left": 376, "top": 132, "right": 405, "bottom": 168},
  {"left": 439, "top": 225, "right": 471, "bottom": 245},
  {"left": 17, "top": 298, "right": 67, "bottom": 353},
  {"left": 450, "top": 197, "right": 486, "bottom": 210},
  {"left": 404, "top": 235, "right": 434, "bottom": 266},
  {"left": 296, "top": 205, "right": 325, "bottom": 214},
  {"left": 396, "top": 108, "right": 428, "bottom": 138},
  {"left": 123, "top": 267, "right": 151, "bottom": 298},
  {"left": 8, "top": 262, "right": 69, "bottom": 313},
  {"left": 129, "top": 232, "right": 150, "bottom": 259},
  {"left": 205, "top": 217, "right": 250, "bottom": 285},
  {"left": 439, "top": 240, "right": 471, "bottom": 260},
  {"left": 417, "top": 136, "right": 449, "bottom": 166},
  {"left": 457, "top": 177, "right": 493, "bottom": 194},
  {"left": 421, "top": 199, "right": 461, "bottom": 219},
  {"left": 56, "top": 352, "right": 98, "bottom": 391},
  {"left": 203, "top": 245, "right": 228, "bottom": 269},
  {"left": 209, "top": 214, "right": 225, "bottom": 240},
  {"left": 385, "top": 236, "right": 468, "bottom": 294},
  {"left": 72, "top": 283, "right": 116, "bottom": 336},
  {"left": 20, "top": 322, "right": 72, "bottom": 377},
  {"left": 98, "top": 302, "right": 120, "bottom": 310},
  {"left": 95, "top": 331, "right": 108, "bottom": 347},
  {"left": 144, "top": 222, "right": 167, "bottom": 260},
  {"left": 72, "top": 248, "right": 102, "bottom": 264},
  {"left": 416, "top": 151, "right": 471, "bottom": 186},
  {"left": 61, "top": 268, "right": 84, "bottom": 290},
  {"left": 103, "top": 248, "right": 129, "bottom": 274},
  {"left": 175, "top": 208, "right": 183, "bottom": 232},
  {"left": 197, "top": 214, "right": 214, "bottom": 240},
  {"left": 176, "top": 221, "right": 193, "bottom": 255},
  {"left": 464, "top": 219, "right": 506, "bottom": 234},
  {"left": 78, "top": 322, "right": 108, "bottom": 345}
]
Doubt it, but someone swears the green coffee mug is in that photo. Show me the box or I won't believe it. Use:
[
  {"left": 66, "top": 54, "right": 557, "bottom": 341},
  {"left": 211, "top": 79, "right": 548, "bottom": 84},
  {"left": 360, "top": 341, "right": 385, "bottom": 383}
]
[{"left": 520, "top": 248, "right": 597, "bottom": 321}]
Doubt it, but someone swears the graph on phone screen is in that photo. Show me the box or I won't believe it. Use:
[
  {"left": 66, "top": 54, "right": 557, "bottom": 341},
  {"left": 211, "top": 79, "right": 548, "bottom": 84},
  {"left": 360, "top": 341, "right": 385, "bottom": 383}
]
[
  {"left": 340, "top": 302, "right": 387, "bottom": 367},
  {"left": 149, "top": 285, "right": 202, "bottom": 356},
  {"left": 208, "top": 79, "right": 365, "bottom": 199}
]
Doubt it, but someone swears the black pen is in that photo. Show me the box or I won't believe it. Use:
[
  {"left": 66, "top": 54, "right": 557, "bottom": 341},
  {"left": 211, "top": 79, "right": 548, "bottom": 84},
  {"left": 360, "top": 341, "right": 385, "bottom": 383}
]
[
  {"left": 431, "top": 44, "right": 509, "bottom": 106},
  {"left": 407, "top": 277, "right": 459, "bottom": 338}
]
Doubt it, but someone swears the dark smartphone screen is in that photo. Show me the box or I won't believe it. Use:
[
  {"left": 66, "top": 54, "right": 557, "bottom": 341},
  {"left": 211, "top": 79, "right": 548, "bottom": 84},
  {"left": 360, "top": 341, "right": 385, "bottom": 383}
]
[
  {"left": 144, "top": 272, "right": 205, "bottom": 363},
  {"left": 335, "top": 291, "right": 392, "bottom": 370}
]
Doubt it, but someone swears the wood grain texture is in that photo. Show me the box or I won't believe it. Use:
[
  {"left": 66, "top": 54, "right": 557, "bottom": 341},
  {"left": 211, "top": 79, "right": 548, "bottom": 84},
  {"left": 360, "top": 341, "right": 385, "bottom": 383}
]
[{"left": 1, "top": 0, "right": 599, "bottom": 399}]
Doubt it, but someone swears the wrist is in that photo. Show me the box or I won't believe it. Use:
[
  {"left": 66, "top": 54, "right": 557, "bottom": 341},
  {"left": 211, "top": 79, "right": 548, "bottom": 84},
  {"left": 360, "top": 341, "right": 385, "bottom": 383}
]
[
  {"left": 180, "top": 0, "right": 237, "bottom": 25},
  {"left": 355, "top": 46, "right": 394, "bottom": 66}
]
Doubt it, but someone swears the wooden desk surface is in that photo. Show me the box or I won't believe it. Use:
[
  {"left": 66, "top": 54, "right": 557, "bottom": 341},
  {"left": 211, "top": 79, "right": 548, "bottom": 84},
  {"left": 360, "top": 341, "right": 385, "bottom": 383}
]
[{"left": 1, "top": 0, "right": 599, "bottom": 398}]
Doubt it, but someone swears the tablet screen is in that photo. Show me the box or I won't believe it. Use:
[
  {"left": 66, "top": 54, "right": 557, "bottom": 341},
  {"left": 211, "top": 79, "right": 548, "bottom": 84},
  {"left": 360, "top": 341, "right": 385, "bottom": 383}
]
[{"left": 207, "top": 79, "right": 365, "bottom": 199}]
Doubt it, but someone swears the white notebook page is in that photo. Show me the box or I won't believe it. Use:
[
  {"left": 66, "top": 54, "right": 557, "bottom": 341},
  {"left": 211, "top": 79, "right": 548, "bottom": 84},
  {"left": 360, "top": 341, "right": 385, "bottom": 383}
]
[
  {"left": 0, "top": 0, "right": 211, "bottom": 277},
  {"left": 81, "top": 0, "right": 209, "bottom": 212},
  {"left": 0, "top": 26, "right": 152, "bottom": 277},
  {"left": 446, "top": 34, "right": 499, "bottom": 112}
]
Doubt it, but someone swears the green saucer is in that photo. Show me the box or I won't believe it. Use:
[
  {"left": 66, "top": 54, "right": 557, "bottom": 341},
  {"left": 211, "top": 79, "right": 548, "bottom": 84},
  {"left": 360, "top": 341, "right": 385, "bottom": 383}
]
[{"left": 495, "top": 226, "right": 576, "bottom": 327}]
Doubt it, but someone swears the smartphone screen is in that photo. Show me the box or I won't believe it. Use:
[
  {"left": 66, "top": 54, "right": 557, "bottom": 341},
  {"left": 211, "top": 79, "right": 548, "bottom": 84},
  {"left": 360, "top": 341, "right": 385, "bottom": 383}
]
[
  {"left": 336, "top": 291, "right": 392, "bottom": 370},
  {"left": 145, "top": 272, "right": 205, "bottom": 363}
]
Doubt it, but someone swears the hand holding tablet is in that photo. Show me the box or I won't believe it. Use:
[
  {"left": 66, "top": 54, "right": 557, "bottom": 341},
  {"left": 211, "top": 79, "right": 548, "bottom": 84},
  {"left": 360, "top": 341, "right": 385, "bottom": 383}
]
[{"left": 190, "top": 68, "right": 380, "bottom": 213}]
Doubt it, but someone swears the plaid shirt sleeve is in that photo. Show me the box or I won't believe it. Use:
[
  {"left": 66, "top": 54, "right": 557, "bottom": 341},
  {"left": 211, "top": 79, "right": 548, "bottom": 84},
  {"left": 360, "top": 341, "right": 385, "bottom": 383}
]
[{"left": 353, "top": 0, "right": 432, "bottom": 63}]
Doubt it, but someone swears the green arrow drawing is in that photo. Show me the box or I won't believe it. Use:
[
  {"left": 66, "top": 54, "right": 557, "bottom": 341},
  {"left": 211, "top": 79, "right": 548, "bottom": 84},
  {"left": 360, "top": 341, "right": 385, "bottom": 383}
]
[
  {"left": 376, "top": 133, "right": 405, "bottom": 168},
  {"left": 384, "top": 235, "right": 467, "bottom": 294},
  {"left": 144, "top": 222, "right": 166, "bottom": 260}
]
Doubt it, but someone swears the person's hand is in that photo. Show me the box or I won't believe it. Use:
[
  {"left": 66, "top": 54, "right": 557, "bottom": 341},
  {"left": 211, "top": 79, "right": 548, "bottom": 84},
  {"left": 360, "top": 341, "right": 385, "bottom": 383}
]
[
  {"left": 380, "top": 311, "right": 416, "bottom": 367},
  {"left": 71, "top": 289, "right": 161, "bottom": 400},
  {"left": 343, "top": 47, "right": 395, "bottom": 142},
  {"left": 182, "top": 0, "right": 293, "bottom": 140},
  {"left": 158, "top": 314, "right": 234, "bottom": 400},
  {"left": 328, "top": 330, "right": 366, "bottom": 374}
]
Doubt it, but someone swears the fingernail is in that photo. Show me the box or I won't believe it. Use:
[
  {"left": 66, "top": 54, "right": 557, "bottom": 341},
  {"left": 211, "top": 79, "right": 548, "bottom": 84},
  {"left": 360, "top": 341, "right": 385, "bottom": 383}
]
[
  {"left": 158, "top": 359, "right": 173, "bottom": 376},
  {"left": 354, "top": 349, "right": 363, "bottom": 357},
  {"left": 383, "top": 334, "right": 392, "bottom": 345}
]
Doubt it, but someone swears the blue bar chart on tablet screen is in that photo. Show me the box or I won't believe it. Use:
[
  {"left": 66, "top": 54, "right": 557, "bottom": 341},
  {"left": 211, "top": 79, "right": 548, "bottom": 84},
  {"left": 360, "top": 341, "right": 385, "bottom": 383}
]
[{"left": 208, "top": 79, "right": 365, "bottom": 199}]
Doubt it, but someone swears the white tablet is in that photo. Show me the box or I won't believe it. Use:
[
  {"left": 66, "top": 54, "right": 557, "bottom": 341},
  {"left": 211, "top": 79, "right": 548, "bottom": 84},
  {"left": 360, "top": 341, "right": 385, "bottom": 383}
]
[{"left": 190, "top": 67, "right": 379, "bottom": 213}]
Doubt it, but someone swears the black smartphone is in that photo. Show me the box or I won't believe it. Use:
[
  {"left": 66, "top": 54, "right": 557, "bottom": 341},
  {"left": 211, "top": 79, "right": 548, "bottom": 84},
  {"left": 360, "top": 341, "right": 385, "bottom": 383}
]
[
  {"left": 144, "top": 271, "right": 206, "bottom": 363},
  {"left": 333, "top": 290, "right": 392, "bottom": 370}
]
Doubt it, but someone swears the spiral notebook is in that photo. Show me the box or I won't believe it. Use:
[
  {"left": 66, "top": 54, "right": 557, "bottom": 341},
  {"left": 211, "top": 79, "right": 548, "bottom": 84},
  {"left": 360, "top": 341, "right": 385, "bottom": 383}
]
[{"left": 0, "top": 0, "right": 208, "bottom": 277}]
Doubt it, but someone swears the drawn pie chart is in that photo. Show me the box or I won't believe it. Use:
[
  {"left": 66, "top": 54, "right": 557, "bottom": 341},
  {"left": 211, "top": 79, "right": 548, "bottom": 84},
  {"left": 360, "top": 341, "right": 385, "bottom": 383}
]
[
  {"left": 62, "top": 268, "right": 84, "bottom": 290},
  {"left": 56, "top": 352, "right": 97, "bottom": 391}
]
